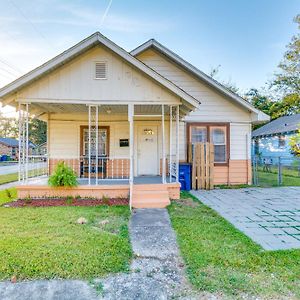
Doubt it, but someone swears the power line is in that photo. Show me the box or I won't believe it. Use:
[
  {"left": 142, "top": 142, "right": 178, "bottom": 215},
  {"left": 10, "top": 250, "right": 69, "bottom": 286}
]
[
  {"left": 0, "top": 68, "right": 17, "bottom": 78},
  {"left": 0, "top": 57, "right": 23, "bottom": 75},
  {"left": 10, "top": 0, "right": 54, "bottom": 49}
]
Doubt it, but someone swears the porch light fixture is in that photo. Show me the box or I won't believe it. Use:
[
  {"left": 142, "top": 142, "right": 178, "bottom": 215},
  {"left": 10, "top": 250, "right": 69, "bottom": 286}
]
[
  {"left": 144, "top": 128, "right": 154, "bottom": 135},
  {"left": 106, "top": 107, "right": 112, "bottom": 114}
]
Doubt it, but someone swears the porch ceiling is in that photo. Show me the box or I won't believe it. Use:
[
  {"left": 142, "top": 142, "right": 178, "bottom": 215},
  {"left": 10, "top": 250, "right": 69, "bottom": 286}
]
[{"left": 29, "top": 103, "right": 187, "bottom": 117}]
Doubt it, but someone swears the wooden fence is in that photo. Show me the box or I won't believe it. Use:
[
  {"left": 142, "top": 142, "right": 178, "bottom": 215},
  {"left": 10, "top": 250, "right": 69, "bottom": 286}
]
[{"left": 188, "top": 142, "right": 214, "bottom": 190}]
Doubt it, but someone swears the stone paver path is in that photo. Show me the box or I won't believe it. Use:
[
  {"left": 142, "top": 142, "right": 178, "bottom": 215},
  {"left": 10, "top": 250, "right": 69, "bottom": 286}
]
[{"left": 192, "top": 187, "right": 300, "bottom": 251}]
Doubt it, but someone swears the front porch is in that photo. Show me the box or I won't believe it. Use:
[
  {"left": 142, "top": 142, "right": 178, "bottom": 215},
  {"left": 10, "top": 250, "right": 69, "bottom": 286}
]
[
  {"left": 17, "top": 175, "right": 181, "bottom": 208},
  {"left": 17, "top": 102, "right": 185, "bottom": 208}
]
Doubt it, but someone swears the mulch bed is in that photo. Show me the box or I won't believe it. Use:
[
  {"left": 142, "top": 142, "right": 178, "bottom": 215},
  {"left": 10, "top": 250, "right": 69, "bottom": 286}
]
[{"left": 4, "top": 198, "right": 129, "bottom": 207}]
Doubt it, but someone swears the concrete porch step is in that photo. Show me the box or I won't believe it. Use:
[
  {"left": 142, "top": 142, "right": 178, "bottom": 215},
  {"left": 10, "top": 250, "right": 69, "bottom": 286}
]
[{"left": 132, "top": 187, "right": 170, "bottom": 208}]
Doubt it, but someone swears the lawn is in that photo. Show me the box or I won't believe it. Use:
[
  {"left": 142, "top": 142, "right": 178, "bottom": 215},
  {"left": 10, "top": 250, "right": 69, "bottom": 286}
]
[
  {"left": 0, "top": 191, "right": 132, "bottom": 280},
  {"left": 169, "top": 192, "right": 300, "bottom": 299},
  {"left": 257, "top": 170, "right": 300, "bottom": 187},
  {"left": 0, "top": 168, "right": 46, "bottom": 185}
]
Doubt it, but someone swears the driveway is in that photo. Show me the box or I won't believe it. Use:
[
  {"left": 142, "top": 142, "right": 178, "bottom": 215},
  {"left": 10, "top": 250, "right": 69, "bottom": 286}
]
[{"left": 192, "top": 187, "right": 300, "bottom": 251}]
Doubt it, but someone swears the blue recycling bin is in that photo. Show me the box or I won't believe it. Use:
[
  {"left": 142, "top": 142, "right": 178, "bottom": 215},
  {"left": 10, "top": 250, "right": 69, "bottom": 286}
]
[
  {"left": 1, "top": 155, "right": 8, "bottom": 162},
  {"left": 179, "top": 163, "right": 192, "bottom": 191}
]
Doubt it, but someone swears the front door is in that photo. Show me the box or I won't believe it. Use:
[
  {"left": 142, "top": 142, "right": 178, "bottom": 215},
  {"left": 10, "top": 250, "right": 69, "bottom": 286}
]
[{"left": 137, "top": 126, "right": 158, "bottom": 176}]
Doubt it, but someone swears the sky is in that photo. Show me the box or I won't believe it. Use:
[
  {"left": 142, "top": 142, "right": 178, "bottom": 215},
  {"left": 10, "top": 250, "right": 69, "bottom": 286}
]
[{"left": 0, "top": 0, "right": 299, "bottom": 115}]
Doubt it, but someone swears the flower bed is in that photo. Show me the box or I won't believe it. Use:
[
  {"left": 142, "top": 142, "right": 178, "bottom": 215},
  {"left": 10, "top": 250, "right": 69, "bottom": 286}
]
[{"left": 4, "top": 197, "right": 129, "bottom": 207}]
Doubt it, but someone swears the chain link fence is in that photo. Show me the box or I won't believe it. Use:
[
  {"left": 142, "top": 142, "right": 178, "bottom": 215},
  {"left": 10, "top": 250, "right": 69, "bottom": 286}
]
[{"left": 252, "top": 155, "right": 300, "bottom": 187}]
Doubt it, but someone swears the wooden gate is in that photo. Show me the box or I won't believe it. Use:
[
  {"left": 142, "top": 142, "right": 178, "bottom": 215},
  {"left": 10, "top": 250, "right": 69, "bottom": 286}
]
[{"left": 188, "top": 142, "right": 214, "bottom": 190}]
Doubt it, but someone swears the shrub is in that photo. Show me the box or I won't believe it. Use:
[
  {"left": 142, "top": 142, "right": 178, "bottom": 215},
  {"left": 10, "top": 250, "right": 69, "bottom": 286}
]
[
  {"left": 48, "top": 162, "right": 78, "bottom": 187},
  {"left": 65, "top": 196, "right": 74, "bottom": 205},
  {"left": 4, "top": 189, "right": 12, "bottom": 200}
]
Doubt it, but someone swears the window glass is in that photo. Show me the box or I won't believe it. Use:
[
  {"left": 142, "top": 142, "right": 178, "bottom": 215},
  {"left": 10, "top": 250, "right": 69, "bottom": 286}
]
[
  {"left": 83, "top": 128, "right": 107, "bottom": 156},
  {"left": 210, "top": 127, "right": 226, "bottom": 163},
  {"left": 191, "top": 126, "right": 207, "bottom": 143},
  {"left": 189, "top": 124, "right": 228, "bottom": 163}
]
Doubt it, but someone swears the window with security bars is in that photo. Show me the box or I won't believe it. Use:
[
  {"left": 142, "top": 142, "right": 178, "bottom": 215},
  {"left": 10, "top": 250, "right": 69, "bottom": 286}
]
[{"left": 95, "top": 62, "right": 107, "bottom": 79}]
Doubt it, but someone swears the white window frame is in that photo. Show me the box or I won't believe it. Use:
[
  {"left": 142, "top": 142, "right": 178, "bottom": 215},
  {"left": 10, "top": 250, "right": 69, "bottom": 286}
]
[{"left": 210, "top": 126, "right": 227, "bottom": 163}]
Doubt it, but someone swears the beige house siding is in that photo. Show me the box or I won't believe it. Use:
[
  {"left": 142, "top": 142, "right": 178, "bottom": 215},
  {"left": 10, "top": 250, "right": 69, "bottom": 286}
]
[
  {"left": 48, "top": 114, "right": 175, "bottom": 177},
  {"left": 14, "top": 47, "right": 181, "bottom": 105},
  {"left": 136, "top": 49, "right": 251, "bottom": 122},
  {"left": 136, "top": 48, "right": 252, "bottom": 185}
]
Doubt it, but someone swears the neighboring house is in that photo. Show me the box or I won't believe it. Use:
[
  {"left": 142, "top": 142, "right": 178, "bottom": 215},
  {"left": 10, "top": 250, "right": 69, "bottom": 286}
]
[
  {"left": 252, "top": 114, "right": 300, "bottom": 164},
  {"left": 0, "top": 32, "right": 268, "bottom": 207},
  {"left": 0, "top": 137, "right": 35, "bottom": 160},
  {"left": 35, "top": 142, "right": 47, "bottom": 155},
  {"left": 0, "top": 137, "right": 19, "bottom": 159}
]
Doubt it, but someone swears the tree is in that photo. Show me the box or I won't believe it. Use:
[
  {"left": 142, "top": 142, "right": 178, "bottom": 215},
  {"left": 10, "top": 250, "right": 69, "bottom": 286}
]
[
  {"left": 290, "top": 128, "right": 300, "bottom": 157},
  {"left": 209, "top": 65, "right": 240, "bottom": 95},
  {"left": 0, "top": 114, "right": 18, "bottom": 138},
  {"left": 270, "top": 14, "right": 300, "bottom": 117},
  {"left": 0, "top": 113, "right": 46, "bottom": 145},
  {"left": 28, "top": 118, "right": 47, "bottom": 145},
  {"left": 245, "top": 88, "right": 273, "bottom": 116}
]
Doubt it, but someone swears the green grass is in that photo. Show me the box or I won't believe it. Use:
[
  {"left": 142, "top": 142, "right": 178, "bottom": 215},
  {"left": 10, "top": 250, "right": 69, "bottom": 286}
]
[
  {"left": 0, "top": 173, "right": 19, "bottom": 185},
  {"left": 0, "top": 168, "right": 46, "bottom": 185},
  {"left": 257, "top": 165, "right": 300, "bottom": 178},
  {"left": 0, "top": 199, "right": 132, "bottom": 280},
  {"left": 169, "top": 192, "right": 300, "bottom": 299},
  {"left": 257, "top": 170, "right": 300, "bottom": 187}
]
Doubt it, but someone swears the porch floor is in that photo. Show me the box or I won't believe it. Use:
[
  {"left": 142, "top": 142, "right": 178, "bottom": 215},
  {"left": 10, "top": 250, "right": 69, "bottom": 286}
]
[{"left": 23, "top": 175, "right": 177, "bottom": 186}]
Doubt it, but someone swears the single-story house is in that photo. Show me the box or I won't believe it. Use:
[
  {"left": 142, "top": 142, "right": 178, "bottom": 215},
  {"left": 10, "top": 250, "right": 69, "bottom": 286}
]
[
  {"left": 0, "top": 137, "right": 35, "bottom": 160},
  {"left": 0, "top": 32, "right": 268, "bottom": 207},
  {"left": 252, "top": 114, "right": 300, "bottom": 164}
]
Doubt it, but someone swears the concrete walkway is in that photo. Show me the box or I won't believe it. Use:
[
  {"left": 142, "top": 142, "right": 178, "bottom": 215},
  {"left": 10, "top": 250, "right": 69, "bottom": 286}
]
[
  {"left": 96, "top": 208, "right": 192, "bottom": 299},
  {"left": 192, "top": 187, "right": 300, "bottom": 251},
  {"left": 0, "top": 209, "right": 195, "bottom": 300}
]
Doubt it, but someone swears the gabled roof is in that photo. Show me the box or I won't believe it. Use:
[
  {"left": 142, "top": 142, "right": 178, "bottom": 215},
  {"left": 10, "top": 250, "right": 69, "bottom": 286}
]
[
  {"left": 0, "top": 32, "right": 200, "bottom": 112},
  {"left": 0, "top": 137, "right": 19, "bottom": 147},
  {"left": 131, "top": 39, "right": 269, "bottom": 123},
  {"left": 0, "top": 137, "right": 35, "bottom": 148},
  {"left": 252, "top": 114, "right": 300, "bottom": 137}
]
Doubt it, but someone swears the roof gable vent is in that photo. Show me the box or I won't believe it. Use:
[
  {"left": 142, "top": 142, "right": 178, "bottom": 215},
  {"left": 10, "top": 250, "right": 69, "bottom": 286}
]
[{"left": 95, "top": 62, "right": 107, "bottom": 79}]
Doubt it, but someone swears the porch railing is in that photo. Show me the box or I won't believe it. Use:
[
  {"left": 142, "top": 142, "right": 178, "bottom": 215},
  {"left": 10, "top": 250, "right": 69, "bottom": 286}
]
[
  {"left": 167, "top": 154, "right": 177, "bottom": 183},
  {"left": 79, "top": 156, "right": 130, "bottom": 180},
  {"left": 19, "top": 154, "right": 48, "bottom": 182}
]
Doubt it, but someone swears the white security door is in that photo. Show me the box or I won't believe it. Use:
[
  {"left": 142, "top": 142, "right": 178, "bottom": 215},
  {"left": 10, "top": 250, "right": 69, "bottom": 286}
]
[{"left": 137, "top": 126, "right": 158, "bottom": 176}]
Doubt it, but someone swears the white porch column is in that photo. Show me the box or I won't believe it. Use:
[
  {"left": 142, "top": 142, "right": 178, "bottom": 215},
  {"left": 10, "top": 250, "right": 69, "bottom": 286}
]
[
  {"left": 162, "top": 105, "right": 166, "bottom": 183},
  {"left": 88, "top": 105, "right": 99, "bottom": 185},
  {"left": 95, "top": 106, "right": 99, "bottom": 185},
  {"left": 18, "top": 103, "right": 23, "bottom": 183},
  {"left": 25, "top": 103, "right": 29, "bottom": 182},
  {"left": 88, "top": 105, "right": 91, "bottom": 185},
  {"left": 128, "top": 104, "right": 134, "bottom": 210},
  {"left": 18, "top": 102, "right": 29, "bottom": 184},
  {"left": 47, "top": 113, "right": 50, "bottom": 176},
  {"left": 169, "top": 105, "right": 173, "bottom": 182},
  {"left": 176, "top": 105, "right": 180, "bottom": 182}
]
